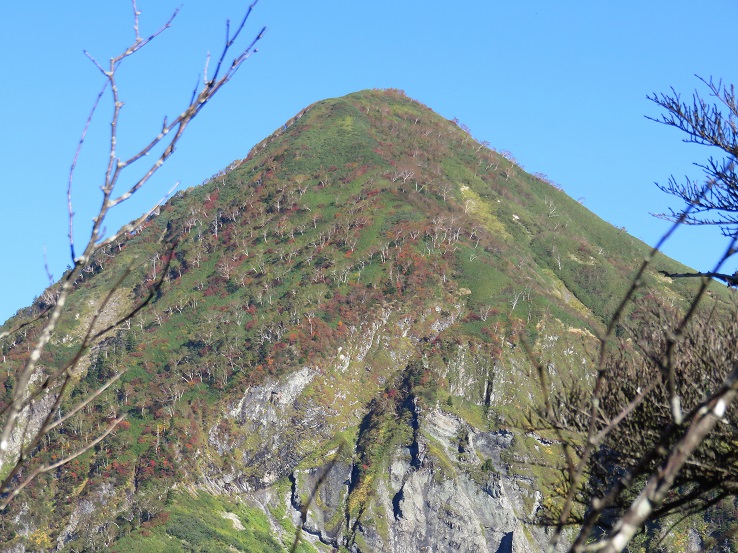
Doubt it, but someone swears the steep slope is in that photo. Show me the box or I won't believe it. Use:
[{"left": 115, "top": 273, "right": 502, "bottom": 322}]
[{"left": 0, "top": 89, "right": 717, "bottom": 552}]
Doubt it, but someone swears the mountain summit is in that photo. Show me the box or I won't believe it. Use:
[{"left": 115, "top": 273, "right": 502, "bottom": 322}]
[{"left": 0, "top": 89, "right": 705, "bottom": 552}]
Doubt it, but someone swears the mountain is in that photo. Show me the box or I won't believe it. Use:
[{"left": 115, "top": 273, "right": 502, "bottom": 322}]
[{"left": 0, "top": 89, "right": 718, "bottom": 552}]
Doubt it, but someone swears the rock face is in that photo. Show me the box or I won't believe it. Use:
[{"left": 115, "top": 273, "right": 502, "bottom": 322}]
[
  {"left": 207, "top": 352, "right": 555, "bottom": 553},
  {"left": 291, "top": 461, "right": 352, "bottom": 543},
  {"left": 207, "top": 366, "right": 330, "bottom": 491},
  {"left": 196, "top": 301, "right": 568, "bottom": 552},
  {"left": 280, "top": 406, "right": 552, "bottom": 553}
]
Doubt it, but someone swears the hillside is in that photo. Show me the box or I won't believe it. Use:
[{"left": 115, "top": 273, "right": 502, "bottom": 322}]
[{"left": 0, "top": 89, "right": 722, "bottom": 552}]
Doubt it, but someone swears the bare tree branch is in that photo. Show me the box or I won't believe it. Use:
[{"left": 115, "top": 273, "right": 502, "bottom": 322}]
[
  {"left": 0, "top": 1, "right": 265, "bottom": 508},
  {"left": 649, "top": 76, "right": 738, "bottom": 237},
  {"left": 532, "top": 76, "right": 738, "bottom": 553}
]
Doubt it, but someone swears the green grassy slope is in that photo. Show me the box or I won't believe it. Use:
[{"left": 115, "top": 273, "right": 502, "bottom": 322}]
[{"left": 0, "top": 89, "right": 728, "bottom": 551}]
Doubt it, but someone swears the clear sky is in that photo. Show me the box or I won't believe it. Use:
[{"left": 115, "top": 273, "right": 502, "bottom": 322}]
[{"left": 1, "top": 1, "right": 735, "bottom": 324}]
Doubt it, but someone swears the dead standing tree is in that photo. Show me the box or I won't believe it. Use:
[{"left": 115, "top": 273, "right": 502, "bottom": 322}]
[
  {"left": 530, "top": 76, "right": 738, "bottom": 553},
  {"left": 0, "top": 1, "right": 265, "bottom": 509}
]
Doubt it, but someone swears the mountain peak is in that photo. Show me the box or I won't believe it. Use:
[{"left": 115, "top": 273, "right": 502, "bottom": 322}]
[{"left": 0, "top": 89, "right": 711, "bottom": 552}]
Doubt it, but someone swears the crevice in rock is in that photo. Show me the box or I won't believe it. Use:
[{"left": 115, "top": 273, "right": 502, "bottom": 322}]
[
  {"left": 344, "top": 405, "right": 375, "bottom": 551},
  {"left": 484, "top": 366, "right": 494, "bottom": 408},
  {"left": 392, "top": 484, "right": 404, "bottom": 520},
  {"left": 496, "top": 531, "right": 513, "bottom": 553},
  {"left": 401, "top": 394, "right": 422, "bottom": 469},
  {"left": 288, "top": 471, "right": 302, "bottom": 519},
  {"left": 348, "top": 407, "right": 374, "bottom": 496}
]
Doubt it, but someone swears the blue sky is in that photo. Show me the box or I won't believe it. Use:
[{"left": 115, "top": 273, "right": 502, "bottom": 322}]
[{"left": 1, "top": 1, "right": 736, "bottom": 323}]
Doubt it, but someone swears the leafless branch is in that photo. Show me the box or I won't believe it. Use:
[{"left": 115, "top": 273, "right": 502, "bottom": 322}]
[
  {"left": 0, "top": 0, "right": 265, "bottom": 508},
  {"left": 536, "top": 76, "right": 738, "bottom": 553},
  {"left": 649, "top": 76, "right": 738, "bottom": 237},
  {"left": 0, "top": 416, "right": 126, "bottom": 511}
]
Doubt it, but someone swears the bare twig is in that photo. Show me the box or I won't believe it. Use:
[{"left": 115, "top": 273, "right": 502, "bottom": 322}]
[
  {"left": 0, "top": 0, "right": 265, "bottom": 508},
  {"left": 539, "top": 75, "right": 738, "bottom": 553},
  {"left": 0, "top": 416, "right": 126, "bottom": 511}
]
